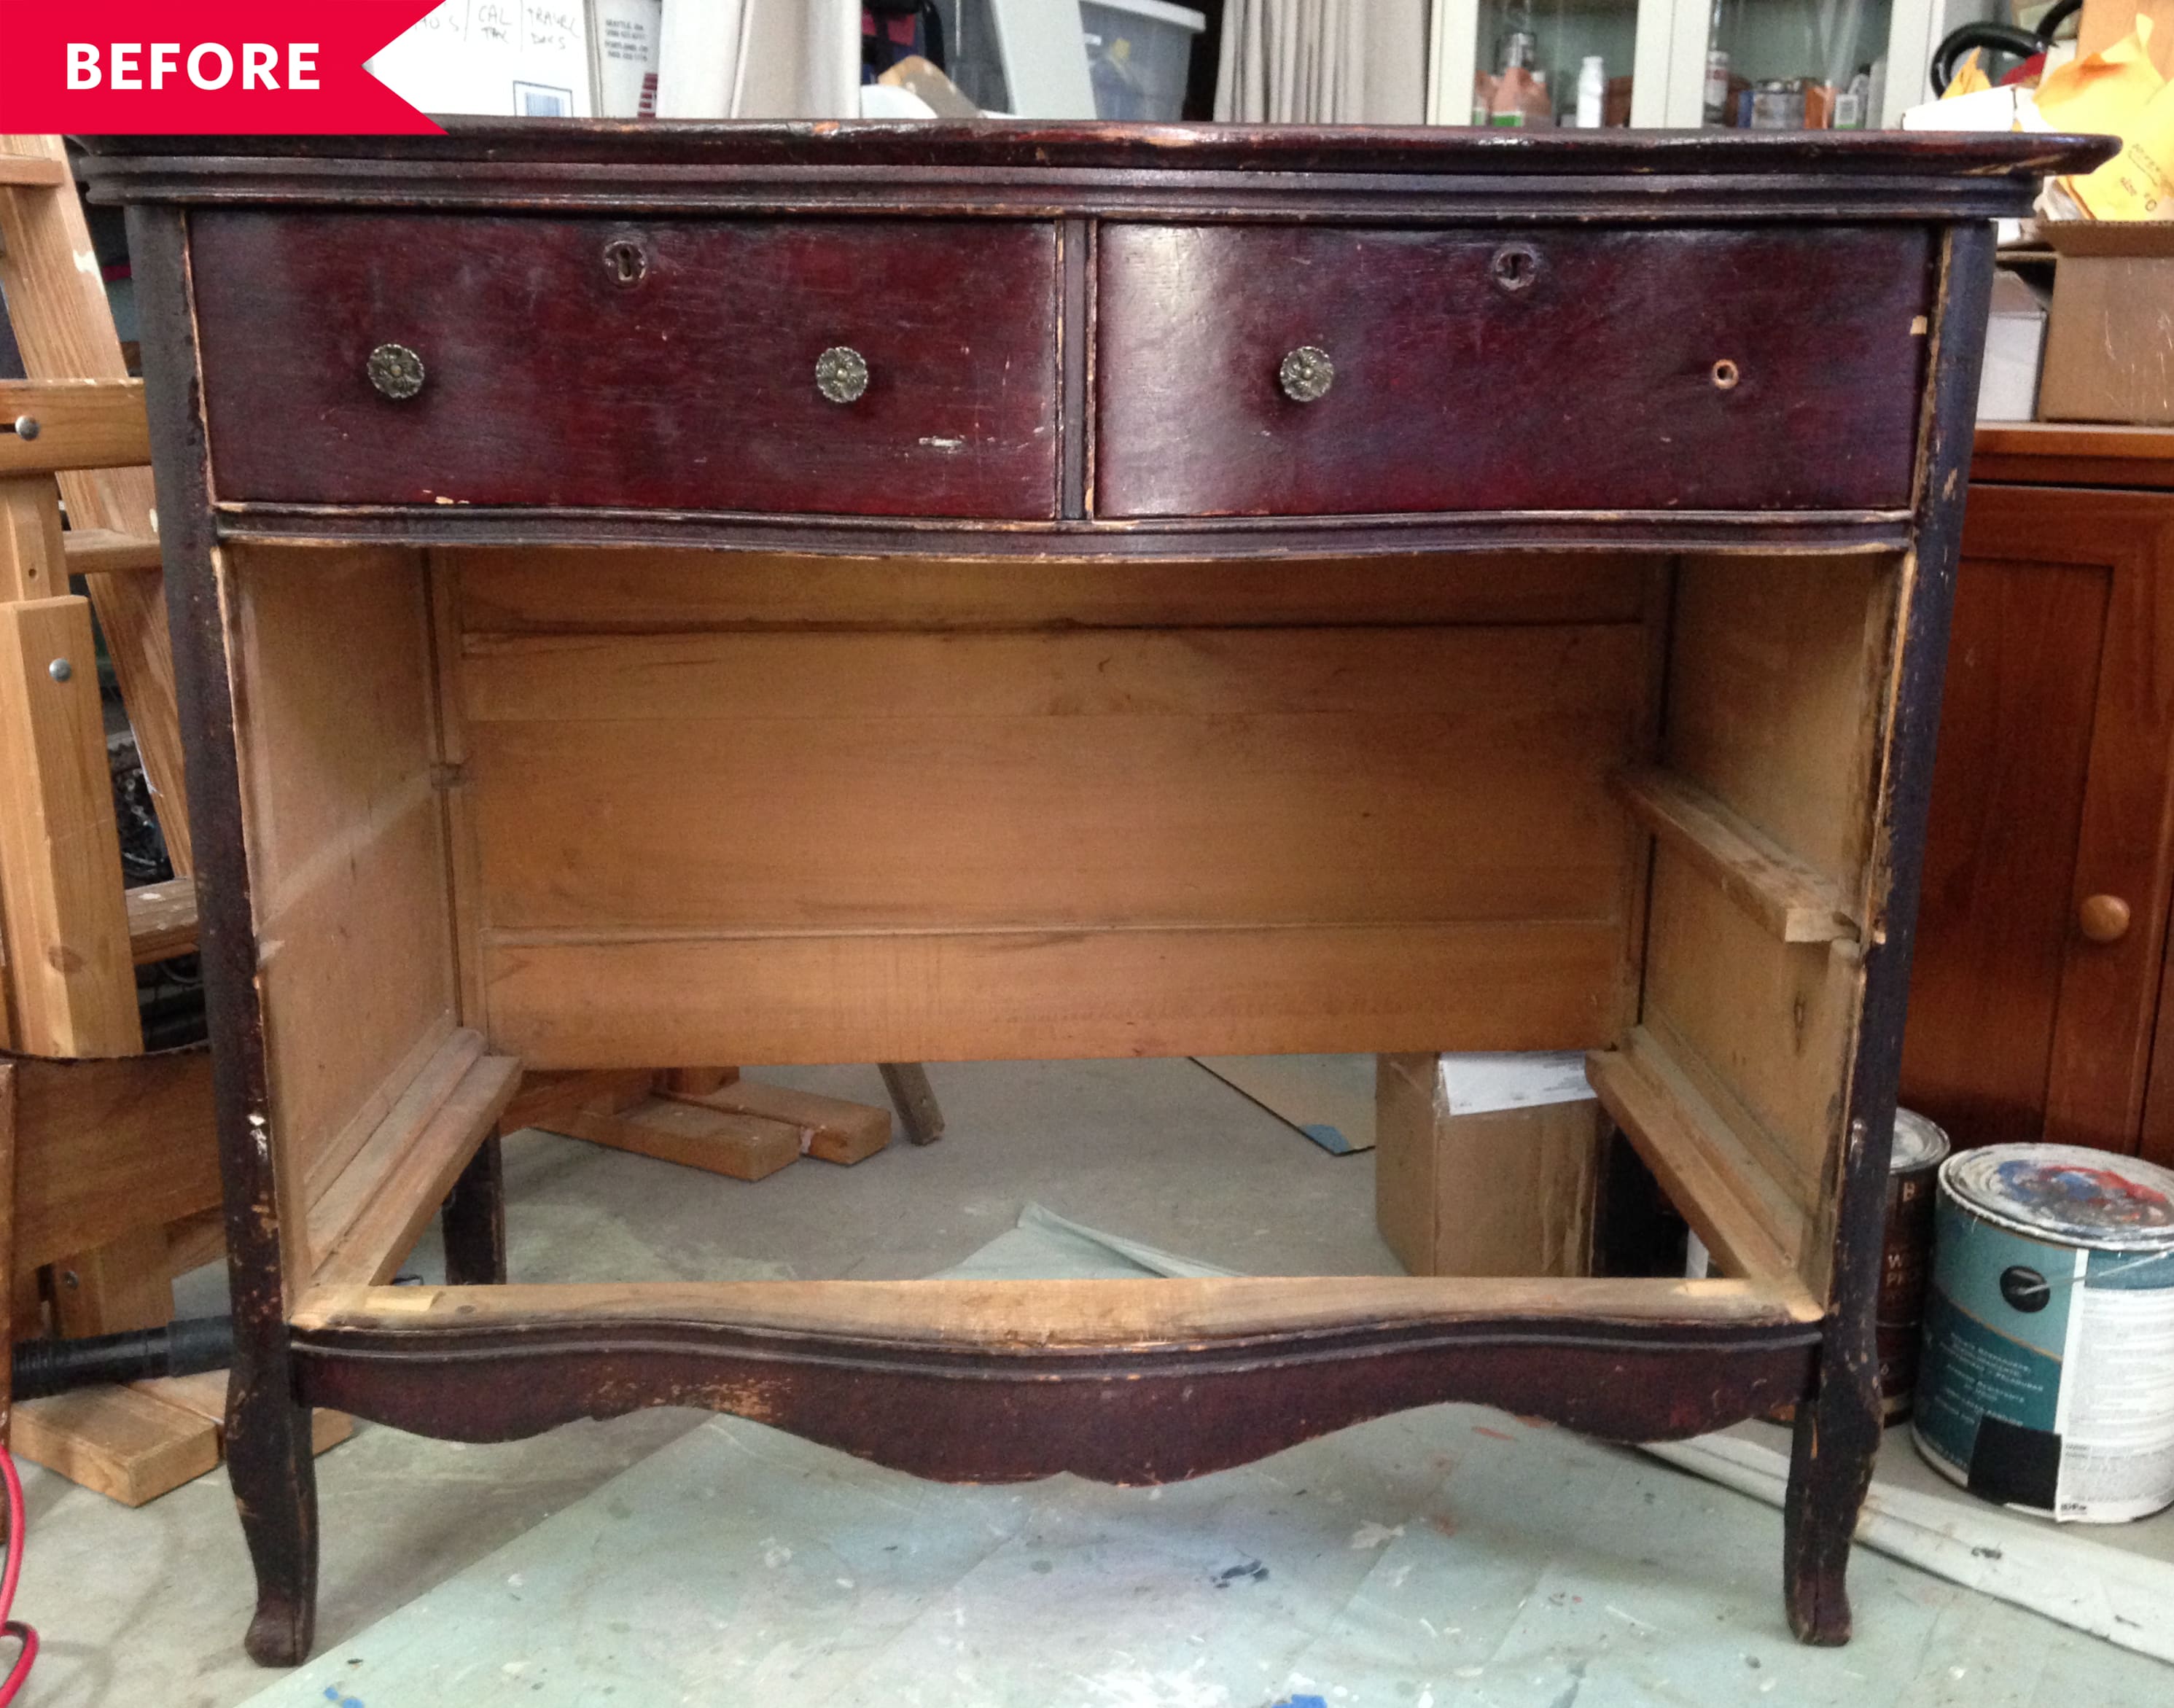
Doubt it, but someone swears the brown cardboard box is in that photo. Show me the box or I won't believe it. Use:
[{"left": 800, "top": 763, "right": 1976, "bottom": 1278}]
[
  {"left": 2039, "top": 221, "right": 2174, "bottom": 426},
  {"left": 1375, "top": 1053, "right": 1600, "bottom": 1277}
]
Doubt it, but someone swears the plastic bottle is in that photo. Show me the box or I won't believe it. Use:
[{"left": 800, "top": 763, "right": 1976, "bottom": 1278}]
[{"left": 1702, "top": 0, "right": 1730, "bottom": 124}]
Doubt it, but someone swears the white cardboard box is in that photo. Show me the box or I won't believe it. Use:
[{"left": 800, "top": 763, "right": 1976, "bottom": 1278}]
[{"left": 1979, "top": 268, "right": 2049, "bottom": 423}]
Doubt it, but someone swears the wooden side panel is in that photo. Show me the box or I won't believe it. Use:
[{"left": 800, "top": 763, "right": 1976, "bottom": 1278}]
[
  {"left": 227, "top": 545, "right": 459, "bottom": 1213},
  {"left": 464, "top": 625, "right": 1643, "bottom": 934},
  {"left": 1635, "top": 553, "right": 1898, "bottom": 1292}
]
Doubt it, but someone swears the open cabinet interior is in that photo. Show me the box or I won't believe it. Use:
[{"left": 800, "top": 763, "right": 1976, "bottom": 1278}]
[{"left": 218, "top": 541, "right": 1900, "bottom": 1327}]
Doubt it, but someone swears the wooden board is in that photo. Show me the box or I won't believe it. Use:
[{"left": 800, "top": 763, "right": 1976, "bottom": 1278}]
[
  {"left": 0, "top": 378, "right": 149, "bottom": 475},
  {"left": 0, "top": 133, "right": 191, "bottom": 872},
  {"left": 667, "top": 1077, "right": 891, "bottom": 1165},
  {"left": 487, "top": 919, "right": 1627, "bottom": 1068},
  {"left": 227, "top": 545, "right": 459, "bottom": 1254},
  {"left": 1614, "top": 768, "right": 1857, "bottom": 945},
  {"left": 0, "top": 474, "right": 66, "bottom": 604},
  {"left": 463, "top": 624, "right": 1643, "bottom": 934},
  {"left": 9, "top": 1384, "right": 219, "bottom": 1505},
  {"left": 559, "top": 1097, "right": 801, "bottom": 1182},
  {"left": 133, "top": 1370, "right": 354, "bottom": 1454},
  {"left": 0, "top": 596, "right": 143, "bottom": 1057},
  {"left": 293, "top": 1272, "right": 1826, "bottom": 1345},
  {"left": 125, "top": 876, "right": 198, "bottom": 963}
]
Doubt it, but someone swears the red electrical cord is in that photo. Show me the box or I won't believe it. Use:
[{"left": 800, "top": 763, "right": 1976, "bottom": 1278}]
[{"left": 0, "top": 1446, "right": 36, "bottom": 1706}]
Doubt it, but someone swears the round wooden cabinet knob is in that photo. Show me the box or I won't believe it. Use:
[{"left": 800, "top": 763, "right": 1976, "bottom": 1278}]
[
  {"left": 2079, "top": 894, "right": 2132, "bottom": 943},
  {"left": 366, "top": 343, "right": 426, "bottom": 402},
  {"left": 1278, "top": 346, "right": 1334, "bottom": 403},
  {"left": 815, "top": 346, "right": 870, "bottom": 405}
]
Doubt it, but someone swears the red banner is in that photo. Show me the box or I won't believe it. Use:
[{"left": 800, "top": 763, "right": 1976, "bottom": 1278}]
[{"left": 0, "top": 3, "right": 444, "bottom": 133}]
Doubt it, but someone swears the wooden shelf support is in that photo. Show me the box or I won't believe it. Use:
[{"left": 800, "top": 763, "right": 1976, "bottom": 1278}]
[{"left": 1615, "top": 767, "right": 1859, "bottom": 945}]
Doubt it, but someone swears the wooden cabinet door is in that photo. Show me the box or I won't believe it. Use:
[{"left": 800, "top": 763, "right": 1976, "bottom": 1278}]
[{"left": 1903, "top": 486, "right": 2174, "bottom": 1156}]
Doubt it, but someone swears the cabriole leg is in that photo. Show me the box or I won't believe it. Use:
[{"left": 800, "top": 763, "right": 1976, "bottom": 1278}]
[
  {"left": 227, "top": 1345, "right": 319, "bottom": 1666},
  {"left": 1781, "top": 1337, "right": 1879, "bottom": 1644}
]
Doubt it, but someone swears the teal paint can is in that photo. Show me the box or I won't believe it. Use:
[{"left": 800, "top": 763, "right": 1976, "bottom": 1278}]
[{"left": 1914, "top": 1143, "right": 2174, "bottom": 1522}]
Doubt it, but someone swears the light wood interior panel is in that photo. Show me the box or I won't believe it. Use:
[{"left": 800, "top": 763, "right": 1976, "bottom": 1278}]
[
  {"left": 1632, "top": 553, "right": 1900, "bottom": 1293},
  {"left": 227, "top": 544, "right": 458, "bottom": 1237},
  {"left": 486, "top": 919, "right": 1626, "bottom": 1066},
  {"left": 454, "top": 549, "right": 1653, "bottom": 1062},
  {"left": 464, "top": 625, "right": 1642, "bottom": 934}
]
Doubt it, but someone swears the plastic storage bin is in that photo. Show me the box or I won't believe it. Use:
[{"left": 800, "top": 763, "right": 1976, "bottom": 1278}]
[{"left": 1080, "top": 0, "right": 1206, "bottom": 121}]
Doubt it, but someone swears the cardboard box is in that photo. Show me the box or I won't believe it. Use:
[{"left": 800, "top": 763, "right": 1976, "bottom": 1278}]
[
  {"left": 1375, "top": 1053, "right": 1600, "bottom": 1278},
  {"left": 2039, "top": 221, "right": 2174, "bottom": 425}
]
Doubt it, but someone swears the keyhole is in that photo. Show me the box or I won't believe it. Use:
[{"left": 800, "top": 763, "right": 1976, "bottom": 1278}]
[
  {"left": 1491, "top": 243, "right": 1540, "bottom": 293},
  {"left": 603, "top": 238, "right": 648, "bottom": 288}
]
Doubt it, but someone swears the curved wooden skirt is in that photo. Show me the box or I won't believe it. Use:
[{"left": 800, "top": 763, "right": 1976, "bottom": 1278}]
[{"left": 290, "top": 1277, "right": 1823, "bottom": 1483}]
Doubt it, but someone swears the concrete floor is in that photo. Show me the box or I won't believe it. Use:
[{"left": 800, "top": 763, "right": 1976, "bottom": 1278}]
[{"left": 16, "top": 1058, "right": 1403, "bottom": 1708}]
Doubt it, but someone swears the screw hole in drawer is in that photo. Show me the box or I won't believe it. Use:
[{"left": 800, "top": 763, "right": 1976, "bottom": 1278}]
[
  {"left": 1490, "top": 243, "right": 1541, "bottom": 293},
  {"left": 602, "top": 237, "right": 649, "bottom": 288},
  {"left": 1711, "top": 358, "right": 1741, "bottom": 391}
]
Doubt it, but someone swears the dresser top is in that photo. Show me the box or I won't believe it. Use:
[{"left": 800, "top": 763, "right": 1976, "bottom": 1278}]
[{"left": 83, "top": 121, "right": 2110, "bottom": 221}]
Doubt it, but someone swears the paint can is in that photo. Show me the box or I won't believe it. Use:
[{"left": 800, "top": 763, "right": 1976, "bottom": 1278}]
[
  {"left": 1913, "top": 1143, "right": 2174, "bottom": 1521},
  {"left": 1875, "top": 1107, "right": 1950, "bottom": 1420}
]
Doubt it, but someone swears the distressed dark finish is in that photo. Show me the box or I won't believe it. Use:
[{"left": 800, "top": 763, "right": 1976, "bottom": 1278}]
[
  {"left": 191, "top": 212, "right": 1061, "bottom": 518},
  {"left": 125, "top": 201, "right": 319, "bottom": 1668},
  {"left": 293, "top": 1311, "right": 1817, "bottom": 1479},
  {"left": 95, "top": 123, "right": 2113, "bottom": 1669},
  {"left": 1783, "top": 222, "right": 1999, "bottom": 1646},
  {"left": 1097, "top": 225, "right": 1931, "bottom": 518}
]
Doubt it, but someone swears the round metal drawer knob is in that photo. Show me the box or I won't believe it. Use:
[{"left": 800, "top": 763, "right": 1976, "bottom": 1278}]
[
  {"left": 2079, "top": 893, "right": 2132, "bottom": 944},
  {"left": 815, "top": 346, "right": 870, "bottom": 405},
  {"left": 1279, "top": 345, "right": 1334, "bottom": 404},
  {"left": 367, "top": 343, "right": 426, "bottom": 402}
]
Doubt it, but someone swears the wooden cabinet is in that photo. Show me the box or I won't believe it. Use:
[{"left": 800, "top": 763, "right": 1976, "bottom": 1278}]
[
  {"left": 1901, "top": 425, "right": 2174, "bottom": 1167},
  {"left": 88, "top": 124, "right": 2089, "bottom": 1668}
]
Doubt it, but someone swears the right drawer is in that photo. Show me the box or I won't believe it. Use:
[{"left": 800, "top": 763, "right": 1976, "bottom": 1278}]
[{"left": 1094, "top": 224, "right": 1933, "bottom": 520}]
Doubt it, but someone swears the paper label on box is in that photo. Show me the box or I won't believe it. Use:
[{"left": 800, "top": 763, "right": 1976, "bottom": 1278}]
[{"left": 1438, "top": 1052, "right": 1595, "bottom": 1117}]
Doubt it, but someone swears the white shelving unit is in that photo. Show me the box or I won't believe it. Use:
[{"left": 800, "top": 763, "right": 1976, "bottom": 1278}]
[{"left": 1428, "top": 0, "right": 2001, "bottom": 130}]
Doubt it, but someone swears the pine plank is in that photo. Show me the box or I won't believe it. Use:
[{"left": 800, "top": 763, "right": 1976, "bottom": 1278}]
[
  {"left": 666, "top": 1077, "right": 892, "bottom": 1165},
  {"left": 558, "top": 1097, "right": 801, "bottom": 1182}
]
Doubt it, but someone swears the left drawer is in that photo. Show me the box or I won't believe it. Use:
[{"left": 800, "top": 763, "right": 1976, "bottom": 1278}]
[{"left": 190, "top": 212, "right": 1061, "bottom": 519}]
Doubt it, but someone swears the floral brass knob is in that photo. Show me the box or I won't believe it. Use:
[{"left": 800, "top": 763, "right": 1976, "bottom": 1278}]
[
  {"left": 815, "top": 346, "right": 870, "bottom": 405},
  {"left": 1278, "top": 346, "right": 1334, "bottom": 404},
  {"left": 367, "top": 343, "right": 426, "bottom": 402}
]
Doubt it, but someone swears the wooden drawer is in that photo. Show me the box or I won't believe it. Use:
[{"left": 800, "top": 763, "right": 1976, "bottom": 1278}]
[
  {"left": 1094, "top": 225, "right": 1932, "bottom": 519},
  {"left": 190, "top": 213, "right": 1060, "bottom": 518}
]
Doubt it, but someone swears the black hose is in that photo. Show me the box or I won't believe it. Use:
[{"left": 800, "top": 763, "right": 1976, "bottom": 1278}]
[{"left": 11, "top": 1316, "right": 233, "bottom": 1400}]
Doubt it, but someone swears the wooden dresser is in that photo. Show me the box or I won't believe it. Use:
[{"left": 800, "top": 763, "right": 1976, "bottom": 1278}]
[
  {"left": 1904, "top": 424, "right": 2174, "bottom": 1165},
  {"left": 82, "top": 124, "right": 2104, "bottom": 1666}
]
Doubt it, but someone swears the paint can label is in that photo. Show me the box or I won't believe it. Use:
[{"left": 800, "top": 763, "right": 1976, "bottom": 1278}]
[{"left": 1914, "top": 1207, "right": 2174, "bottom": 1521}]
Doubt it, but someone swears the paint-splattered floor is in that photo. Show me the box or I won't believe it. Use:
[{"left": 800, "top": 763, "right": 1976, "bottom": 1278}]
[
  {"left": 235, "top": 1208, "right": 2174, "bottom": 1708},
  {"left": 18, "top": 1058, "right": 2174, "bottom": 1707}
]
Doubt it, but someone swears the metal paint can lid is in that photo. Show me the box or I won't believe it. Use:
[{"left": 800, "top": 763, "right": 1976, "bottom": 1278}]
[
  {"left": 1941, "top": 1143, "right": 2174, "bottom": 1251},
  {"left": 1890, "top": 1107, "right": 1950, "bottom": 1174}
]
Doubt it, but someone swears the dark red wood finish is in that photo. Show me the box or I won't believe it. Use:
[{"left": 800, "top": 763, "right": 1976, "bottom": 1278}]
[
  {"left": 1096, "top": 225, "right": 1933, "bottom": 518},
  {"left": 191, "top": 212, "right": 1061, "bottom": 518},
  {"left": 99, "top": 125, "right": 2116, "bottom": 1669}
]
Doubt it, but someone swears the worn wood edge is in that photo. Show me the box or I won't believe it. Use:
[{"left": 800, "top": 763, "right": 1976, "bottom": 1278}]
[
  {"left": 0, "top": 154, "right": 71, "bottom": 187},
  {"left": 556, "top": 1099, "right": 803, "bottom": 1182},
  {"left": 1588, "top": 1032, "right": 1812, "bottom": 1287},
  {"left": 311, "top": 1048, "right": 518, "bottom": 1289},
  {"left": 211, "top": 504, "right": 1914, "bottom": 562},
  {"left": 291, "top": 1272, "right": 1823, "bottom": 1347},
  {"left": 1614, "top": 768, "right": 1858, "bottom": 945},
  {"left": 9, "top": 1384, "right": 220, "bottom": 1506},
  {"left": 125, "top": 876, "right": 198, "bottom": 963}
]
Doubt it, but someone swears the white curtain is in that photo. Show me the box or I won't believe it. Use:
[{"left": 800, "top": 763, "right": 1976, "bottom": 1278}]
[
  {"left": 655, "top": 0, "right": 860, "bottom": 119},
  {"left": 1214, "top": 0, "right": 1430, "bottom": 123}
]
